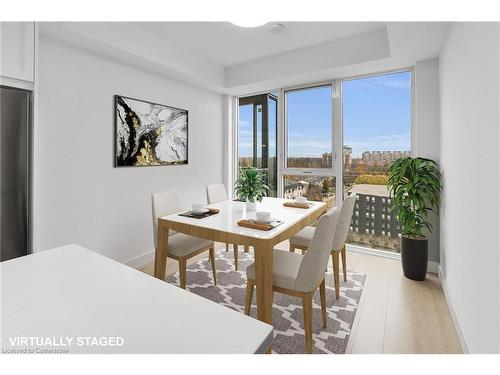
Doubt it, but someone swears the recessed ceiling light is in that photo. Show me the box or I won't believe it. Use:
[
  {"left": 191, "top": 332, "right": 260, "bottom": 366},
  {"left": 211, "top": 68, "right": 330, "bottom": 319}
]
[{"left": 230, "top": 21, "right": 268, "bottom": 28}]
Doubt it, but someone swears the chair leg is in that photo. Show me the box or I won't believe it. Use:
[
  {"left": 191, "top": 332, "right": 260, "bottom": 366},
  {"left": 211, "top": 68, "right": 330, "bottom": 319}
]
[
  {"left": 289, "top": 245, "right": 296, "bottom": 253},
  {"left": 225, "top": 243, "right": 229, "bottom": 252},
  {"left": 179, "top": 258, "right": 187, "bottom": 290},
  {"left": 319, "top": 279, "right": 327, "bottom": 328},
  {"left": 301, "top": 249, "right": 306, "bottom": 255},
  {"left": 341, "top": 245, "right": 347, "bottom": 282},
  {"left": 233, "top": 244, "right": 239, "bottom": 271},
  {"left": 209, "top": 247, "right": 217, "bottom": 285},
  {"left": 244, "top": 245, "right": 249, "bottom": 253},
  {"left": 331, "top": 251, "right": 340, "bottom": 300},
  {"left": 244, "top": 280, "right": 254, "bottom": 315},
  {"left": 302, "top": 293, "right": 313, "bottom": 354}
]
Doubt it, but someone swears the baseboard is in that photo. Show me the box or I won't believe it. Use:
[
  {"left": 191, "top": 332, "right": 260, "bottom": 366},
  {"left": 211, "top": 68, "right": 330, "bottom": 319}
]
[
  {"left": 347, "top": 245, "right": 439, "bottom": 275},
  {"left": 346, "top": 244, "right": 401, "bottom": 259},
  {"left": 123, "top": 249, "right": 155, "bottom": 269},
  {"left": 438, "top": 265, "right": 470, "bottom": 353},
  {"left": 427, "top": 260, "right": 439, "bottom": 274}
]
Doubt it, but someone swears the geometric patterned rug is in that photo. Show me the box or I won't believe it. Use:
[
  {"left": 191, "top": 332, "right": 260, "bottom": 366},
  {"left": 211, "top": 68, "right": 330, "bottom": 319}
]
[{"left": 166, "top": 248, "right": 366, "bottom": 354}]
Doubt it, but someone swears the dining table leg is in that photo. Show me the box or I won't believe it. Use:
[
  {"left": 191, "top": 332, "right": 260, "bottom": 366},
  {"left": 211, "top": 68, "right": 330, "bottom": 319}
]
[
  {"left": 154, "top": 220, "right": 169, "bottom": 280},
  {"left": 253, "top": 239, "right": 274, "bottom": 325}
]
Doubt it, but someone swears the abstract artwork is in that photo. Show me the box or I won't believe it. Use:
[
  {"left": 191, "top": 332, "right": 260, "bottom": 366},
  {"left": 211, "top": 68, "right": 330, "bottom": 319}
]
[{"left": 114, "top": 95, "right": 188, "bottom": 167}]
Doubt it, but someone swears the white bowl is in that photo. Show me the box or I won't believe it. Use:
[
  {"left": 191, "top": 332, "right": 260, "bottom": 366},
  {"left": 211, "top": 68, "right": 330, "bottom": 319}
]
[
  {"left": 255, "top": 211, "right": 271, "bottom": 223},
  {"left": 192, "top": 204, "right": 206, "bottom": 214},
  {"left": 295, "top": 196, "right": 307, "bottom": 204}
]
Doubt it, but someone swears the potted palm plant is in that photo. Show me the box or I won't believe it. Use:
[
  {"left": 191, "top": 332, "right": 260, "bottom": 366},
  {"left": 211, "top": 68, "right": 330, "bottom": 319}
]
[
  {"left": 234, "top": 168, "right": 270, "bottom": 211},
  {"left": 388, "top": 157, "right": 442, "bottom": 281}
]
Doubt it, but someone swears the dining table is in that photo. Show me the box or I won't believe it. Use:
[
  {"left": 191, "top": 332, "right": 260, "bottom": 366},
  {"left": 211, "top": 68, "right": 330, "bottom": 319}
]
[{"left": 154, "top": 197, "right": 328, "bottom": 325}]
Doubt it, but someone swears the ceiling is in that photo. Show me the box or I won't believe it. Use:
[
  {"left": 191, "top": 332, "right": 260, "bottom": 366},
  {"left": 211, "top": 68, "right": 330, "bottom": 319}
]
[
  {"left": 40, "top": 22, "right": 450, "bottom": 94},
  {"left": 137, "top": 22, "right": 386, "bottom": 67}
]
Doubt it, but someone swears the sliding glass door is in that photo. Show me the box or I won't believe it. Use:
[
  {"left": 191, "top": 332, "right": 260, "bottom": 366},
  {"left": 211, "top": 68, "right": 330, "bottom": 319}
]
[{"left": 237, "top": 93, "right": 278, "bottom": 196}]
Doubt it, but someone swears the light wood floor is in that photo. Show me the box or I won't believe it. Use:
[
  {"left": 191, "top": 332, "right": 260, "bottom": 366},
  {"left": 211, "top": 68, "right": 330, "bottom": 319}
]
[{"left": 137, "top": 242, "right": 462, "bottom": 354}]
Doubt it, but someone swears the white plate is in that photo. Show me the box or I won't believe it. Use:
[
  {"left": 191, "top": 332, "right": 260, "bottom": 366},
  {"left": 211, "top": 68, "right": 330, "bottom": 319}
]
[{"left": 191, "top": 208, "right": 209, "bottom": 215}]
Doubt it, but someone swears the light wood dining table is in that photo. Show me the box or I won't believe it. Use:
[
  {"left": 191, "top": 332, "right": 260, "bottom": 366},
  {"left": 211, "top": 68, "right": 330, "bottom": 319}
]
[{"left": 154, "top": 197, "right": 327, "bottom": 325}]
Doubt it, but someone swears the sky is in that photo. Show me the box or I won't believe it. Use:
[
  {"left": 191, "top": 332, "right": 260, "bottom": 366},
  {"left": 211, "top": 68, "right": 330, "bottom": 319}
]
[{"left": 238, "top": 71, "right": 412, "bottom": 158}]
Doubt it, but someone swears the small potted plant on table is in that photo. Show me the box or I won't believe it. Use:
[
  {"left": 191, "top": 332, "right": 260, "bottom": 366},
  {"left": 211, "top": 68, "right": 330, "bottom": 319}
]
[
  {"left": 234, "top": 168, "right": 269, "bottom": 211},
  {"left": 388, "top": 157, "right": 442, "bottom": 281}
]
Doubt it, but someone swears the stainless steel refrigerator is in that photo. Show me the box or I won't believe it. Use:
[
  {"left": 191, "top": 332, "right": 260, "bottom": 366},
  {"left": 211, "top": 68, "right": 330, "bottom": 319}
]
[{"left": 0, "top": 86, "right": 31, "bottom": 261}]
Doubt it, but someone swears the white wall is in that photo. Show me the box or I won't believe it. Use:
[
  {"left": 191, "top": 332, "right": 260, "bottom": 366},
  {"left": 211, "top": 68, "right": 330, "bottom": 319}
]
[
  {"left": 415, "top": 59, "right": 440, "bottom": 264},
  {"left": 439, "top": 23, "right": 500, "bottom": 353},
  {"left": 35, "top": 36, "right": 225, "bottom": 264}
]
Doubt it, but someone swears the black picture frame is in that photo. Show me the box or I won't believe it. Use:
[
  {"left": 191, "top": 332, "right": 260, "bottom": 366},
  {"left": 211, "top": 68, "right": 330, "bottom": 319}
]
[{"left": 114, "top": 95, "right": 189, "bottom": 167}]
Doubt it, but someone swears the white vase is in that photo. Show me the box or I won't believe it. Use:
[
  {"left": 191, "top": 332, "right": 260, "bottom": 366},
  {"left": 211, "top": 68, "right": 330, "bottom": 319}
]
[{"left": 246, "top": 200, "right": 257, "bottom": 211}]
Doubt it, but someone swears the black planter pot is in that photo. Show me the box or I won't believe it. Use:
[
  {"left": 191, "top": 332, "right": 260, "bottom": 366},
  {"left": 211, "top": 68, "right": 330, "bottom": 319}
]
[{"left": 401, "top": 236, "right": 428, "bottom": 281}]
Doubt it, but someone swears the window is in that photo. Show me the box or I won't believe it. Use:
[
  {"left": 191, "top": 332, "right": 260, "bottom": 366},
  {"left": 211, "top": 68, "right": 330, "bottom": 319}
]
[
  {"left": 343, "top": 70, "right": 412, "bottom": 254},
  {"left": 282, "top": 85, "right": 336, "bottom": 205},
  {"left": 238, "top": 94, "right": 278, "bottom": 196},
  {"left": 235, "top": 70, "right": 411, "bottom": 255},
  {"left": 285, "top": 85, "right": 332, "bottom": 169}
]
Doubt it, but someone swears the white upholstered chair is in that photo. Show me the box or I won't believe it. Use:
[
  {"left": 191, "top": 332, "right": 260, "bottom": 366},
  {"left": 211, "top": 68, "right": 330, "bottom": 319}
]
[
  {"left": 152, "top": 191, "right": 217, "bottom": 289},
  {"left": 206, "top": 183, "right": 248, "bottom": 271},
  {"left": 244, "top": 208, "right": 339, "bottom": 354},
  {"left": 289, "top": 194, "right": 357, "bottom": 299}
]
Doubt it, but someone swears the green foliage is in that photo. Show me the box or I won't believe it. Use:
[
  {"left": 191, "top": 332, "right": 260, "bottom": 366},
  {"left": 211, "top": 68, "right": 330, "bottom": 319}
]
[
  {"left": 388, "top": 157, "right": 442, "bottom": 239},
  {"left": 234, "top": 168, "right": 270, "bottom": 203},
  {"left": 354, "top": 174, "right": 388, "bottom": 185}
]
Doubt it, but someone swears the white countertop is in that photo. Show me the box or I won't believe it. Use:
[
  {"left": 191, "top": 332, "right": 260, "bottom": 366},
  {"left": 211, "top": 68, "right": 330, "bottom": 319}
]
[
  {"left": 163, "top": 197, "right": 326, "bottom": 240},
  {"left": 0, "top": 245, "right": 273, "bottom": 354}
]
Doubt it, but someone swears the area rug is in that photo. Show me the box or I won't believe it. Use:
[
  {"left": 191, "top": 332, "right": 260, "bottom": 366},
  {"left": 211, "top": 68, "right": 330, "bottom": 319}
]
[{"left": 166, "top": 248, "right": 366, "bottom": 354}]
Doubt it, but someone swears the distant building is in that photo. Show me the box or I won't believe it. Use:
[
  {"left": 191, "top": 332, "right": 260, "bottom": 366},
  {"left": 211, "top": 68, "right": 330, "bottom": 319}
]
[
  {"left": 283, "top": 181, "right": 309, "bottom": 199},
  {"left": 321, "top": 152, "right": 332, "bottom": 168},
  {"left": 348, "top": 184, "right": 399, "bottom": 239},
  {"left": 361, "top": 151, "right": 411, "bottom": 165},
  {"left": 321, "top": 146, "right": 353, "bottom": 168}
]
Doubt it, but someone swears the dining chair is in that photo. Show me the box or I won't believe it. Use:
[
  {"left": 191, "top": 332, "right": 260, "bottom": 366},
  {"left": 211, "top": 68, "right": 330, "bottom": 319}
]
[
  {"left": 244, "top": 208, "right": 338, "bottom": 354},
  {"left": 152, "top": 191, "right": 217, "bottom": 289},
  {"left": 289, "top": 194, "right": 357, "bottom": 300},
  {"left": 206, "top": 183, "right": 248, "bottom": 271}
]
